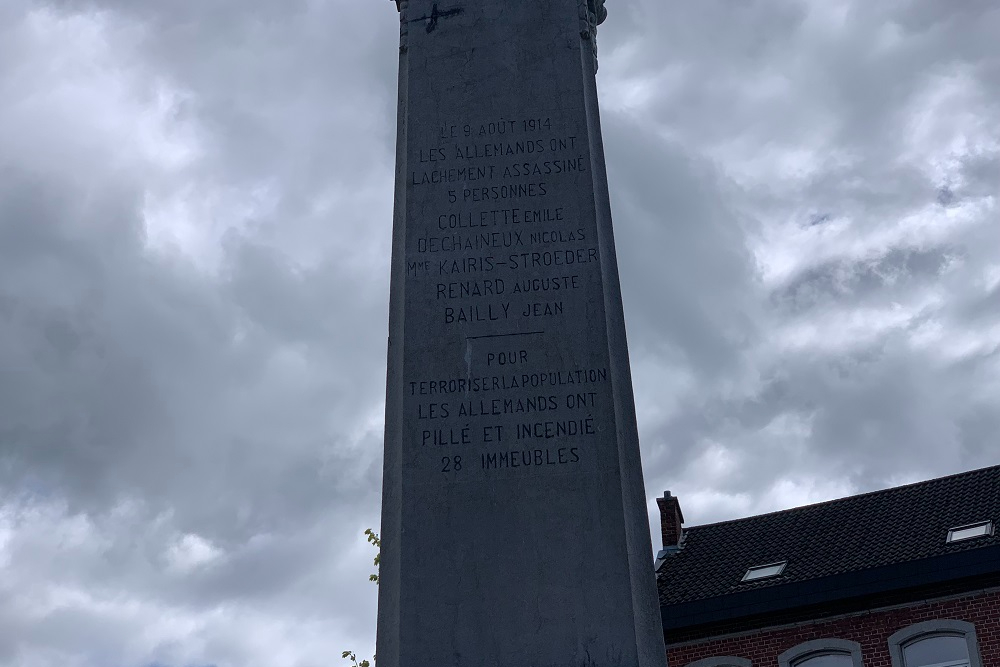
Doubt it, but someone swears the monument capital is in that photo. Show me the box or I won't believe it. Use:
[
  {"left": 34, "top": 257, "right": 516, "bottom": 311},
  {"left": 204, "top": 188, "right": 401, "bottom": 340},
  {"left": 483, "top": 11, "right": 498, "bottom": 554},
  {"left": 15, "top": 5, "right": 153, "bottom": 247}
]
[
  {"left": 392, "top": 0, "right": 608, "bottom": 68},
  {"left": 391, "top": 0, "right": 607, "bottom": 25}
]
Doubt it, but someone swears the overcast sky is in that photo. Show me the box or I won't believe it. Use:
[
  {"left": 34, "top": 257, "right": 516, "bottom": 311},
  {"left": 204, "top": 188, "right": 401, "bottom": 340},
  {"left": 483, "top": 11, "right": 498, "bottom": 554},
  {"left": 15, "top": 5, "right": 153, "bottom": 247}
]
[{"left": 1, "top": 1, "right": 998, "bottom": 665}]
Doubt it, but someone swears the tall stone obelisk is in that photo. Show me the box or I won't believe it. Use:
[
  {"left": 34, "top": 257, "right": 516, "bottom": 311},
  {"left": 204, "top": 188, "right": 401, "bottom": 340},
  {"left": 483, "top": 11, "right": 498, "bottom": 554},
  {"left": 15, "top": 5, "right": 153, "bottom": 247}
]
[{"left": 377, "top": 1, "right": 667, "bottom": 666}]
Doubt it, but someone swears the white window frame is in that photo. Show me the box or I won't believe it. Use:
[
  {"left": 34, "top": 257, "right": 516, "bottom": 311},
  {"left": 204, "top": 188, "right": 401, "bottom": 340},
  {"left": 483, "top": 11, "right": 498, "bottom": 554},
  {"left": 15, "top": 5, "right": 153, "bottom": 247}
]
[
  {"left": 945, "top": 521, "right": 993, "bottom": 543},
  {"left": 684, "top": 658, "right": 751, "bottom": 667},
  {"left": 777, "top": 638, "right": 864, "bottom": 667},
  {"left": 888, "top": 619, "right": 983, "bottom": 667},
  {"left": 742, "top": 561, "right": 787, "bottom": 582}
]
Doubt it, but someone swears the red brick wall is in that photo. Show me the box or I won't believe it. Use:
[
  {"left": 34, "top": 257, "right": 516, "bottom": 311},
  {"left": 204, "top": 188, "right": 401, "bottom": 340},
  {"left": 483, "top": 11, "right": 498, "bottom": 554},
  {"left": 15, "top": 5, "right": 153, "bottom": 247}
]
[{"left": 666, "top": 588, "right": 1000, "bottom": 667}]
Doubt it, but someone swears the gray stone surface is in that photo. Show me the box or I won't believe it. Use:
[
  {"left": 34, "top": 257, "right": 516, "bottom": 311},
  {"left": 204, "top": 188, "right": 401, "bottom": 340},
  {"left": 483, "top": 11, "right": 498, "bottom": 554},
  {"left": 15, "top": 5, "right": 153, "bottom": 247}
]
[{"left": 377, "top": 2, "right": 666, "bottom": 666}]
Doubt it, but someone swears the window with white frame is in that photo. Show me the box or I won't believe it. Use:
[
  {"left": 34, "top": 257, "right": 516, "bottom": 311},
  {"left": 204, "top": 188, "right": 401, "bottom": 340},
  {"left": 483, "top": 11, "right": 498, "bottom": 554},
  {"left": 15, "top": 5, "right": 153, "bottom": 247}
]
[
  {"left": 888, "top": 620, "right": 983, "bottom": 667},
  {"left": 902, "top": 635, "right": 970, "bottom": 667},
  {"left": 945, "top": 520, "right": 993, "bottom": 544},
  {"left": 683, "top": 658, "right": 751, "bottom": 667},
  {"left": 778, "top": 639, "right": 863, "bottom": 667},
  {"left": 792, "top": 653, "right": 854, "bottom": 667},
  {"left": 741, "top": 561, "right": 786, "bottom": 582}
]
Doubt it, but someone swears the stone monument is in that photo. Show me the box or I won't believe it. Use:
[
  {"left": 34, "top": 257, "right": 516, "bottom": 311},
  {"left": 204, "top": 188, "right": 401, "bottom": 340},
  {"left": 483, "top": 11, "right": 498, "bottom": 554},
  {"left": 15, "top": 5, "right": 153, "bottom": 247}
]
[{"left": 377, "top": 1, "right": 667, "bottom": 666}]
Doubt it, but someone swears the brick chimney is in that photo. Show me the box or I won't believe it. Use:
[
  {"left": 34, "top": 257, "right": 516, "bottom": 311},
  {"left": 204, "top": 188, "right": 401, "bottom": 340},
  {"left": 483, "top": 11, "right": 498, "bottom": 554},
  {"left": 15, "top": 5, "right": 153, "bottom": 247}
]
[{"left": 656, "top": 491, "right": 684, "bottom": 549}]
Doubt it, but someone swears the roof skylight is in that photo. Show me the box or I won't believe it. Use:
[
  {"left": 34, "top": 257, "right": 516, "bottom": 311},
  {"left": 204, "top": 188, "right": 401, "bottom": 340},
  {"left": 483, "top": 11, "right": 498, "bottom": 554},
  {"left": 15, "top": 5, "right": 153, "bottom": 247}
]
[
  {"left": 946, "top": 520, "right": 993, "bottom": 543},
  {"left": 741, "top": 561, "right": 786, "bottom": 582}
]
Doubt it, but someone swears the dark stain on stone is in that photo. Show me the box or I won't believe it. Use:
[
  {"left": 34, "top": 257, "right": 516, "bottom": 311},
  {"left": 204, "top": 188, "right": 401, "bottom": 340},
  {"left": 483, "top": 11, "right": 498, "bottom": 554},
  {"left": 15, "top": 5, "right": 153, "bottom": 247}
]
[{"left": 406, "top": 3, "right": 463, "bottom": 33}]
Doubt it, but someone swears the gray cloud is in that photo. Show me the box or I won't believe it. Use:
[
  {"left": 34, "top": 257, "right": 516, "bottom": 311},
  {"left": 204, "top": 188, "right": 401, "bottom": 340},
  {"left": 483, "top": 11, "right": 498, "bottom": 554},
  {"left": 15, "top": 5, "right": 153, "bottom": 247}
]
[{"left": 598, "top": 0, "right": 999, "bottom": 526}]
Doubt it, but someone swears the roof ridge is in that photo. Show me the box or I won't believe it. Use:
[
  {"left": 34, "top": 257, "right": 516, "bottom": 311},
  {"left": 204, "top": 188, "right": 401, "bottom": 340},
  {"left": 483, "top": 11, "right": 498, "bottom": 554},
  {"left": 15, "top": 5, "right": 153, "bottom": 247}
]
[{"left": 685, "top": 463, "right": 1000, "bottom": 531}]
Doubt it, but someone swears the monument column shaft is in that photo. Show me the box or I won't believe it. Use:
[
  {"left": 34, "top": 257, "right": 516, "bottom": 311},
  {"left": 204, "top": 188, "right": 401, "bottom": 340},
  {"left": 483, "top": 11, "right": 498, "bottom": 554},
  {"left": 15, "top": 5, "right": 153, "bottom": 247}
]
[{"left": 378, "top": 2, "right": 667, "bottom": 665}]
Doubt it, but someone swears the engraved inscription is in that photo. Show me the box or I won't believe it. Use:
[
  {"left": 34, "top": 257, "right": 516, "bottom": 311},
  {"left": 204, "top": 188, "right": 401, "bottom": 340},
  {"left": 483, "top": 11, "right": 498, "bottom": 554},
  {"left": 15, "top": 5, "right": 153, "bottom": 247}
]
[{"left": 405, "top": 112, "right": 611, "bottom": 479}]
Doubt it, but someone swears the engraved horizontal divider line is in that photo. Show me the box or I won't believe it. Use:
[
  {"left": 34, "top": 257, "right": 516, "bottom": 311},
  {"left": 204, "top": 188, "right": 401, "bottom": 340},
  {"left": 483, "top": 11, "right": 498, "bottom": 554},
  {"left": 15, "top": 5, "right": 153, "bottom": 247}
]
[{"left": 465, "top": 331, "right": 545, "bottom": 341}]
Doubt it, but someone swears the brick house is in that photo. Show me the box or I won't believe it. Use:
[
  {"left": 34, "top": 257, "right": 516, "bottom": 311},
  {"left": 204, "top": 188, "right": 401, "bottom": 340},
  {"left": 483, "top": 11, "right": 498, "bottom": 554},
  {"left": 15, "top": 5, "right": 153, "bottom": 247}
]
[{"left": 654, "top": 465, "right": 1000, "bottom": 667}]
